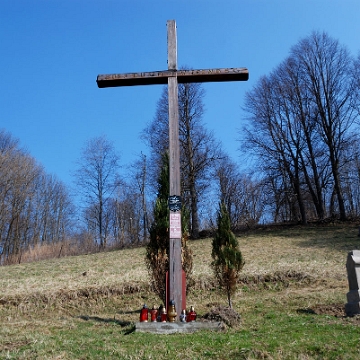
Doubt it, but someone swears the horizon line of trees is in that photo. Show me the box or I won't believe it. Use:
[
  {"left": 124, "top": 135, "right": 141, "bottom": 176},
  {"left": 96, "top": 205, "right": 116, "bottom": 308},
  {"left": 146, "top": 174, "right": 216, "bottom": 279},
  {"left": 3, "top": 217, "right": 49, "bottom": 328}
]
[{"left": 2, "top": 30, "right": 360, "bottom": 264}]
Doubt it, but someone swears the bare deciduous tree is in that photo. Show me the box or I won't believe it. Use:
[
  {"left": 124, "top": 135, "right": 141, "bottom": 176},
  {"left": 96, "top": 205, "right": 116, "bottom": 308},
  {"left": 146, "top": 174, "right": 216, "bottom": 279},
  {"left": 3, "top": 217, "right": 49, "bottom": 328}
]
[
  {"left": 242, "top": 32, "right": 359, "bottom": 223},
  {"left": 291, "top": 32, "right": 358, "bottom": 220},
  {"left": 142, "top": 80, "right": 221, "bottom": 238},
  {"left": 74, "top": 135, "right": 120, "bottom": 249},
  {"left": 214, "top": 155, "right": 264, "bottom": 229},
  {"left": 129, "top": 153, "right": 149, "bottom": 243}
]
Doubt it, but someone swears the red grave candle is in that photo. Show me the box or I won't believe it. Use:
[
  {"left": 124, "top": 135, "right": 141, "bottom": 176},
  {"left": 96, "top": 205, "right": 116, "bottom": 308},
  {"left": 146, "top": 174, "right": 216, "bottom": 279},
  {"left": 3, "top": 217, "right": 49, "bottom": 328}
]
[
  {"left": 140, "top": 304, "right": 149, "bottom": 322},
  {"left": 150, "top": 306, "right": 158, "bottom": 322}
]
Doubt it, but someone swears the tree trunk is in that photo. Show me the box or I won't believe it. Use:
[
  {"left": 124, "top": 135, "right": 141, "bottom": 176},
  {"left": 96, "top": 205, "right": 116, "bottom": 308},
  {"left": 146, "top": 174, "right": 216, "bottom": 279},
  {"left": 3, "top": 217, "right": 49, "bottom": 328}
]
[
  {"left": 227, "top": 287, "right": 232, "bottom": 308},
  {"left": 184, "top": 92, "right": 200, "bottom": 239}
]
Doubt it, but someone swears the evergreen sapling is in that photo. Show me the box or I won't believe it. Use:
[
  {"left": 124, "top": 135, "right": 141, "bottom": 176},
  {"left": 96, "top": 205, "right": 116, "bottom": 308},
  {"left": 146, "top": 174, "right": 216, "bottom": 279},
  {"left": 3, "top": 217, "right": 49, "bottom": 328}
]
[
  {"left": 211, "top": 202, "right": 244, "bottom": 308},
  {"left": 145, "top": 152, "right": 193, "bottom": 304}
]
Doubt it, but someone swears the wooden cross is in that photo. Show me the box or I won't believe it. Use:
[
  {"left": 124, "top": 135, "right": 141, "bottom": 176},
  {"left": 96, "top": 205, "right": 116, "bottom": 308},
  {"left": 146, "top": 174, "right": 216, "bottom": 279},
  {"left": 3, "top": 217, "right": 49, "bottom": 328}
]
[{"left": 97, "top": 20, "right": 248, "bottom": 319}]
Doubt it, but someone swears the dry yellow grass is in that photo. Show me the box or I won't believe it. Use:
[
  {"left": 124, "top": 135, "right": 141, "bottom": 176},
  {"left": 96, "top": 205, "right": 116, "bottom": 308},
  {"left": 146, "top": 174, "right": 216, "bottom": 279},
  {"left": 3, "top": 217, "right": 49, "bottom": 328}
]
[
  {"left": 0, "top": 247, "right": 148, "bottom": 298},
  {"left": 191, "top": 227, "right": 350, "bottom": 280},
  {"left": 0, "top": 225, "right": 355, "bottom": 302}
]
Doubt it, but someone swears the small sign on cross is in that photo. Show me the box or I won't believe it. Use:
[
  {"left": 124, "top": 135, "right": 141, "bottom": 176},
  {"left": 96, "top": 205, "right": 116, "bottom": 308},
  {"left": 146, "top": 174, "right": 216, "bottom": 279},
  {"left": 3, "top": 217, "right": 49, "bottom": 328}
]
[
  {"left": 170, "top": 213, "right": 182, "bottom": 239},
  {"left": 168, "top": 195, "right": 182, "bottom": 212}
]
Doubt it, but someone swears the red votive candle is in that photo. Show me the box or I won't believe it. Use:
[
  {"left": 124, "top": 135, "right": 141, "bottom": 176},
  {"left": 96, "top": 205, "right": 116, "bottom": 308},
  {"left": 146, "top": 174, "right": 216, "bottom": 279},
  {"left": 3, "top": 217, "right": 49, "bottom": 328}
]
[
  {"left": 161, "top": 307, "right": 167, "bottom": 322},
  {"left": 140, "top": 304, "right": 149, "bottom": 322},
  {"left": 150, "top": 305, "right": 158, "bottom": 322}
]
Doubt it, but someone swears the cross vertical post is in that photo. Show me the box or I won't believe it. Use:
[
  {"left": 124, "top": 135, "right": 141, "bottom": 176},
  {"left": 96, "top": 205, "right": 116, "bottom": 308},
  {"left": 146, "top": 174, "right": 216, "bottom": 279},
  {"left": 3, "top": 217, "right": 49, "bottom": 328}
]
[{"left": 167, "top": 20, "right": 183, "bottom": 318}]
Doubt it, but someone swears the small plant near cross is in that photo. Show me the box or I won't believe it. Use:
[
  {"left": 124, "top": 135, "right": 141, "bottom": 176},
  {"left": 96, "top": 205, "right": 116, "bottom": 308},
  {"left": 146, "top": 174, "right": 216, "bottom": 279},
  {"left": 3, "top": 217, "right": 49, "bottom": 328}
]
[{"left": 211, "top": 202, "right": 245, "bottom": 308}]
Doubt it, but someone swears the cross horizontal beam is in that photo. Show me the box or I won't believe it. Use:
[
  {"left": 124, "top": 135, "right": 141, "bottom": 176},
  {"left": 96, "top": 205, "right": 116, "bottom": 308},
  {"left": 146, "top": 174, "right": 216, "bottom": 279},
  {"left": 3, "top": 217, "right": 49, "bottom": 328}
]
[{"left": 97, "top": 67, "right": 249, "bottom": 88}]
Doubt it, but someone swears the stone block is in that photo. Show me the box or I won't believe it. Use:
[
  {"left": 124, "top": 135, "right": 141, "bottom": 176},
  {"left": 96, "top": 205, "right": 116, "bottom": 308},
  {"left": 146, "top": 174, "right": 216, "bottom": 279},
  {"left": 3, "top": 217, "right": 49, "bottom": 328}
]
[{"left": 345, "top": 250, "right": 360, "bottom": 316}]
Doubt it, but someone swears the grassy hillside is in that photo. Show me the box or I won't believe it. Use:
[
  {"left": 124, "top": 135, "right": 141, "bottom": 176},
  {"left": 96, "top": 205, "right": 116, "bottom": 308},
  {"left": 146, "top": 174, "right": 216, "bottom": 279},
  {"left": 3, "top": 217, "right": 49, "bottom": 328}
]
[{"left": 1, "top": 224, "right": 359, "bottom": 359}]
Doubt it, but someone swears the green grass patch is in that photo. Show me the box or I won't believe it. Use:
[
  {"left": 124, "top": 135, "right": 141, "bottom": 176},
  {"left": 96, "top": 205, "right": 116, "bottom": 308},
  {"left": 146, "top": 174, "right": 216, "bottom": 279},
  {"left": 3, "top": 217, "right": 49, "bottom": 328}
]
[
  {"left": 1, "top": 224, "right": 360, "bottom": 359},
  {"left": 2, "top": 312, "right": 360, "bottom": 359}
]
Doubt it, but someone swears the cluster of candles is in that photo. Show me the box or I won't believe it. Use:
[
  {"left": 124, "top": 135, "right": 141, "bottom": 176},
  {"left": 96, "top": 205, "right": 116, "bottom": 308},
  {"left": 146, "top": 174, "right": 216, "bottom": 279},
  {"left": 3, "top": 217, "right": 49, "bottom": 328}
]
[{"left": 139, "top": 302, "right": 197, "bottom": 323}]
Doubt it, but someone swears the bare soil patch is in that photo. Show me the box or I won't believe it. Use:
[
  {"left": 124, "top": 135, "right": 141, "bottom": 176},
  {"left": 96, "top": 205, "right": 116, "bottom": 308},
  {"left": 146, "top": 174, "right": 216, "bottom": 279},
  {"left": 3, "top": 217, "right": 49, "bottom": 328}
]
[
  {"left": 299, "top": 303, "right": 360, "bottom": 324},
  {"left": 202, "top": 304, "right": 241, "bottom": 328},
  {"left": 311, "top": 303, "right": 345, "bottom": 317}
]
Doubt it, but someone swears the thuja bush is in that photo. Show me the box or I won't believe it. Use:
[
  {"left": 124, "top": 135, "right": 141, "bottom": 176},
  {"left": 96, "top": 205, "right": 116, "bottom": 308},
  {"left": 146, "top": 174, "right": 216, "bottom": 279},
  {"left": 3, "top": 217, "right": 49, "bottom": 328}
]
[
  {"left": 212, "top": 202, "right": 244, "bottom": 308},
  {"left": 145, "top": 153, "right": 193, "bottom": 304}
]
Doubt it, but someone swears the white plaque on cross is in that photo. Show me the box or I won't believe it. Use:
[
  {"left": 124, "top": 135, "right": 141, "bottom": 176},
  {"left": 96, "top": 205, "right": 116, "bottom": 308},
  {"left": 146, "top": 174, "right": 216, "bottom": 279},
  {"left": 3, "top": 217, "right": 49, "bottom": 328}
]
[{"left": 170, "top": 213, "right": 182, "bottom": 238}]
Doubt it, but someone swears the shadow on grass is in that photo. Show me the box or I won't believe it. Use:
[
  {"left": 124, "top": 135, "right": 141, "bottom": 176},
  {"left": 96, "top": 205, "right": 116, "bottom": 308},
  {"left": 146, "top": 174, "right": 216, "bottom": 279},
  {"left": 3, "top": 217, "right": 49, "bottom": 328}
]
[
  {"left": 240, "top": 220, "right": 360, "bottom": 251},
  {"left": 78, "top": 315, "right": 136, "bottom": 333},
  {"left": 296, "top": 234, "right": 360, "bottom": 252},
  {"left": 297, "top": 308, "right": 316, "bottom": 315},
  {"left": 256, "top": 224, "right": 360, "bottom": 251},
  {"left": 117, "top": 309, "right": 140, "bottom": 315},
  {"left": 296, "top": 303, "right": 346, "bottom": 317}
]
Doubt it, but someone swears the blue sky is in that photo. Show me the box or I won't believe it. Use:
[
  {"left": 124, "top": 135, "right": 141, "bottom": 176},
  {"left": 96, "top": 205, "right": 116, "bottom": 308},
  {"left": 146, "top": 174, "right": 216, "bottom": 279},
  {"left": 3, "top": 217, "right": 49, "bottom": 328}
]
[{"left": 1, "top": 0, "right": 360, "bottom": 187}]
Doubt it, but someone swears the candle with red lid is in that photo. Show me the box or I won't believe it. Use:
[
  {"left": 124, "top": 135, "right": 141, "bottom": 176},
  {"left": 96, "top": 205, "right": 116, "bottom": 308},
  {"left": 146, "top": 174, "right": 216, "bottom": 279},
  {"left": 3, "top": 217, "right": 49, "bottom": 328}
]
[
  {"left": 139, "top": 304, "right": 149, "bottom": 322},
  {"left": 150, "top": 305, "right": 158, "bottom": 322}
]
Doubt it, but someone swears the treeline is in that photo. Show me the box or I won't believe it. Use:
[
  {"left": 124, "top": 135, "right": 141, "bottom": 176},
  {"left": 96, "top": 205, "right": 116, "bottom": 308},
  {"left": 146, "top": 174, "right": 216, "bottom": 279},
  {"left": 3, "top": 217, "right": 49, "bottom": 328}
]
[
  {"left": 0, "top": 131, "right": 151, "bottom": 265},
  {"left": 243, "top": 32, "right": 360, "bottom": 224},
  {"left": 2, "top": 31, "right": 360, "bottom": 265},
  {"left": 0, "top": 130, "right": 74, "bottom": 264}
]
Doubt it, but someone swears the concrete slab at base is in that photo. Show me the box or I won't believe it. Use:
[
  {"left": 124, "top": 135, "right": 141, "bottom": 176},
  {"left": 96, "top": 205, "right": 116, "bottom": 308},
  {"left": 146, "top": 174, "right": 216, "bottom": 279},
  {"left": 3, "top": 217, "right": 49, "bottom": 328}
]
[{"left": 135, "top": 321, "right": 225, "bottom": 334}]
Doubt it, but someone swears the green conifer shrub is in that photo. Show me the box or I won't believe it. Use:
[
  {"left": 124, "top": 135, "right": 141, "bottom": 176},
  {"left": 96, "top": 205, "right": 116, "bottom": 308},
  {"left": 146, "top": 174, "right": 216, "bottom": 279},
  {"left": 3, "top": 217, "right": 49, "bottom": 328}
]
[
  {"left": 145, "top": 152, "right": 193, "bottom": 304},
  {"left": 211, "top": 202, "right": 245, "bottom": 308}
]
